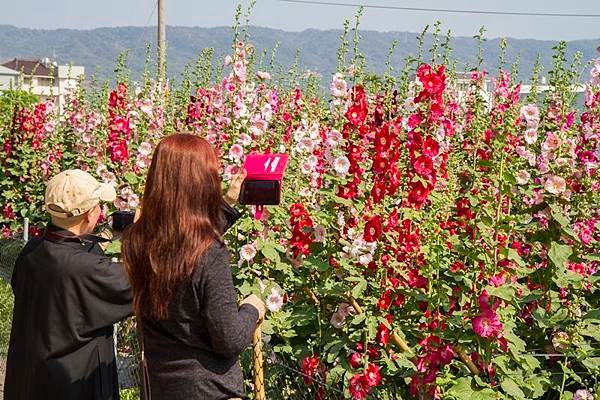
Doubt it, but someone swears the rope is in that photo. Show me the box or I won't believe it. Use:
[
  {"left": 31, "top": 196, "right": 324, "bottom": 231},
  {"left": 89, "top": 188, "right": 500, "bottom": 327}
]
[{"left": 253, "top": 322, "right": 266, "bottom": 400}]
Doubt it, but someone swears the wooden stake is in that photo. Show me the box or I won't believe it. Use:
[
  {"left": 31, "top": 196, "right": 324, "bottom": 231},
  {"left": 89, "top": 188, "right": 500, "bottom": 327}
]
[
  {"left": 455, "top": 344, "right": 480, "bottom": 375},
  {"left": 253, "top": 322, "right": 266, "bottom": 400}
]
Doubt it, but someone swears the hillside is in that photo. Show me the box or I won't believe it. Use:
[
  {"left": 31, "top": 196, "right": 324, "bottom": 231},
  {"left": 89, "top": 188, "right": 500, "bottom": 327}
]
[{"left": 0, "top": 24, "right": 598, "bottom": 83}]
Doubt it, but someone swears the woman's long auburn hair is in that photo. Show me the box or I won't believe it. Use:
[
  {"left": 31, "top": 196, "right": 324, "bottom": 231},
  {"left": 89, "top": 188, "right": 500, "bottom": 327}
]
[{"left": 122, "top": 133, "right": 224, "bottom": 320}]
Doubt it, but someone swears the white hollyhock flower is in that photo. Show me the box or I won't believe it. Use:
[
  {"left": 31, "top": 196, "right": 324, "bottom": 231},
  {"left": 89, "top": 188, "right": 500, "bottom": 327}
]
[
  {"left": 332, "top": 156, "right": 350, "bottom": 176},
  {"left": 516, "top": 170, "right": 530, "bottom": 185},
  {"left": 266, "top": 288, "right": 284, "bottom": 312},
  {"left": 240, "top": 244, "right": 257, "bottom": 261}
]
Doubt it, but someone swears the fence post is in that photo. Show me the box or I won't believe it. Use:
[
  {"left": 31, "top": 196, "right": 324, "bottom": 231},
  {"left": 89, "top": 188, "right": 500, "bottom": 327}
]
[
  {"left": 23, "top": 218, "right": 29, "bottom": 242},
  {"left": 253, "top": 322, "right": 266, "bottom": 400}
]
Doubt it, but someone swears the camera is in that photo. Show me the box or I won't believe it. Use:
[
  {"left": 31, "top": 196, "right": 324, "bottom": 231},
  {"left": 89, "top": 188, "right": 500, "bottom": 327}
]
[
  {"left": 239, "top": 180, "right": 281, "bottom": 205},
  {"left": 111, "top": 211, "right": 135, "bottom": 231}
]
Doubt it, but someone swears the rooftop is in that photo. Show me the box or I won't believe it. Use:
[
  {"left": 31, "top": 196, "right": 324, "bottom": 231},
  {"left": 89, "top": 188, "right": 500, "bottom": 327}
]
[{"left": 1, "top": 58, "right": 58, "bottom": 77}]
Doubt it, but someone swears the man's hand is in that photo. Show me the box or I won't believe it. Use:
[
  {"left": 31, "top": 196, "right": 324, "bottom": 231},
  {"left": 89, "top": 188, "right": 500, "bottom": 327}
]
[{"left": 224, "top": 168, "right": 247, "bottom": 206}]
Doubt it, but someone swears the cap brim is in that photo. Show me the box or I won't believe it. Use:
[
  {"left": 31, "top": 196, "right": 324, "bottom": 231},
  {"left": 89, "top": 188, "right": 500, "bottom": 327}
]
[{"left": 97, "top": 183, "right": 117, "bottom": 202}]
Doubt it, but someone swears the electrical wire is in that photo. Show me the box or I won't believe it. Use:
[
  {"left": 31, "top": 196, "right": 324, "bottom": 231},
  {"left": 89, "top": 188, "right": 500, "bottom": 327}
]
[{"left": 278, "top": 0, "right": 600, "bottom": 18}]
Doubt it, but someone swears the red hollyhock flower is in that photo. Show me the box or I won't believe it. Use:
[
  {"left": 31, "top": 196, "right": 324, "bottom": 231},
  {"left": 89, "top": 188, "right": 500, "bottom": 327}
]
[
  {"left": 345, "top": 104, "right": 367, "bottom": 126},
  {"left": 348, "top": 352, "right": 362, "bottom": 369},
  {"left": 364, "top": 363, "right": 382, "bottom": 387},
  {"left": 419, "top": 64, "right": 446, "bottom": 96},
  {"left": 375, "top": 323, "right": 390, "bottom": 346},
  {"left": 413, "top": 155, "right": 434, "bottom": 176},
  {"left": 363, "top": 215, "right": 383, "bottom": 242},
  {"left": 372, "top": 155, "right": 390, "bottom": 174},
  {"left": 109, "top": 139, "right": 129, "bottom": 164},
  {"left": 371, "top": 180, "right": 386, "bottom": 204},
  {"left": 422, "top": 136, "right": 440, "bottom": 157},
  {"left": 407, "top": 180, "right": 431, "bottom": 206},
  {"left": 374, "top": 126, "right": 392, "bottom": 153},
  {"left": 301, "top": 355, "right": 320, "bottom": 385},
  {"left": 377, "top": 289, "right": 393, "bottom": 310},
  {"left": 348, "top": 374, "right": 369, "bottom": 400}
]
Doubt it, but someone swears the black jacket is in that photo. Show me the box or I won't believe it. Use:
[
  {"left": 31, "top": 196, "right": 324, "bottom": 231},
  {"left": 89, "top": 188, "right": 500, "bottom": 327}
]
[
  {"left": 143, "top": 242, "right": 258, "bottom": 400},
  {"left": 4, "top": 225, "right": 133, "bottom": 400}
]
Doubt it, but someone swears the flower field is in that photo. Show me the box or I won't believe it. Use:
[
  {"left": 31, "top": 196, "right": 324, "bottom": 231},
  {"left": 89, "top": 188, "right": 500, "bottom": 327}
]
[{"left": 0, "top": 21, "right": 599, "bottom": 400}]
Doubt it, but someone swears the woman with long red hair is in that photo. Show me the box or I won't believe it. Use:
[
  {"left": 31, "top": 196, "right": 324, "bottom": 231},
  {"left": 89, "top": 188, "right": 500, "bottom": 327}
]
[{"left": 122, "top": 133, "right": 264, "bottom": 400}]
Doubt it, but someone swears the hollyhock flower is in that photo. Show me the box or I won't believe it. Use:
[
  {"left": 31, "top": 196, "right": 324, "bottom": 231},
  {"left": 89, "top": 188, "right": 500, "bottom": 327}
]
[
  {"left": 520, "top": 104, "right": 540, "bottom": 127},
  {"left": 523, "top": 128, "right": 538, "bottom": 144},
  {"left": 363, "top": 215, "right": 383, "bottom": 242},
  {"left": 109, "top": 140, "right": 129, "bottom": 164},
  {"left": 552, "top": 331, "right": 570, "bottom": 352},
  {"left": 542, "top": 132, "right": 562, "bottom": 152},
  {"left": 348, "top": 374, "right": 369, "bottom": 399},
  {"left": 240, "top": 244, "right": 257, "bottom": 261},
  {"left": 2, "top": 204, "right": 15, "bottom": 220},
  {"left": 413, "top": 155, "right": 434, "bottom": 176},
  {"left": 472, "top": 309, "right": 503, "bottom": 338},
  {"left": 363, "top": 363, "right": 382, "bottom": 387},
  {"left": 314, "top": 225, "right": 327, "bottom": 242},
  {"left": 301, "top": 355, "right": 320, "bottom": 385},
  {"left": 345, "top": 104, "right": 367, "bottom": 126},
  {"left": 422, "top": 136, "right": 439, "bottom": 157},
  {"left": 330, "top": 73, "right": 348, "bottom": 97},
  {"left": 516, "top": 170, "right": 530, "bottom": 185},
  {"left": 407, "top": 180, "right": 431, "bottom": 206},
  {"left": 256, "top": 71, "right": 271, "bottom": 80},
  {"left": 228, "top": 144, "right": 244, "bottom": 161},
  {"left": 138, "top": 141, "right": 152, "bottom": 156},
  {"left": 573, "top": 389, "right": 594, "bottom": 400},
  {"left": 127, "top": 194, "right": 139, "bottom": 209},
  {"left": 330, "top": 311, "right": 346, "bottom": 329},
  {"left": 544, "top": 175, "right": 566, "bottom": 195},
  {"left": 348, "top": 352, "right": 362, "bottom": 369},
  {"left": 266, "top": 288, "right": 284, "bottom": 312}
]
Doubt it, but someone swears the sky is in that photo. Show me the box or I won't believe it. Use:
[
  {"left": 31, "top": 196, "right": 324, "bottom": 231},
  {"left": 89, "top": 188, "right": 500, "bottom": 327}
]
[{"left": 2, "top": 0, "right": 600, "bottom": 41}]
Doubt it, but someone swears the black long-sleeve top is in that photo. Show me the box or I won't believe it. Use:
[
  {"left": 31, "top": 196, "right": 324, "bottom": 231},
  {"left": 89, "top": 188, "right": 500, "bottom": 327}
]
[{"left": 141, "top": 241, "right": 258, "bottom": 400}]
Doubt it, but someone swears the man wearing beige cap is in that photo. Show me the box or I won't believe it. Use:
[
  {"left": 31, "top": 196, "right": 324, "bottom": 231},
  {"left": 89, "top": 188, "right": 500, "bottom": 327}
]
[{"left": 4, "top": 169, "right": 133, "bottom": 400}]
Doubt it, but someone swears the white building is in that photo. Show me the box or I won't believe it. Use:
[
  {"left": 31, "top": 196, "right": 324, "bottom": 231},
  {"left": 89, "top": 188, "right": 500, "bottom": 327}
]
[
  {"left": 1, "top": 58, "right": 85, "bottom": 109},
  {"left": 0, "top": 65, "right": 19, "bottom": 90}
]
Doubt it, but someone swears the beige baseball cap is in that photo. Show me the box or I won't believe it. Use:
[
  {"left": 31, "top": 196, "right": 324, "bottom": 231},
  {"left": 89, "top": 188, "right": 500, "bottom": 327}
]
[{"left": 45, "top": 169, "right": 117, "bottom": 218}]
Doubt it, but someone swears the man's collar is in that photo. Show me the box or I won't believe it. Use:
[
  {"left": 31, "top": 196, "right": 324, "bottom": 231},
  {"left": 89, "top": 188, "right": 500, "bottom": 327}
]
[{"left": 44, "top": 224, "right": 110, "bottom": 245}]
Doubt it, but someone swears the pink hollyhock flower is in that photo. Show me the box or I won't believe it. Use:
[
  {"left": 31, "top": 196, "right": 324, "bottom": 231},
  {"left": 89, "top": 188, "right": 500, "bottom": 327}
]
[
  {"left": 520, "top": 104, "right": 540, "bottom": 127},
  {"left": 330, "top": 73, "right": 348, "bottom": 97},
  {"left": 256, "top": 71, "right": 271, "bottom": 80},
  {"left": 544, "top": 175, "right": 566, "bottom": 195},
  {"left": 472, "top": 309, "right": 503, "bottom": 338},
  {"left": 574, "top": 389, "right": 594, "bottom": 400}
]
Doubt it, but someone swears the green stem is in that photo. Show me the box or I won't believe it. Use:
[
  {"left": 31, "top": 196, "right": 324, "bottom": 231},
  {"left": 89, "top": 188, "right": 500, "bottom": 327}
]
[{"left": 559, "top": 355, "right": 568, "bottom": 400}]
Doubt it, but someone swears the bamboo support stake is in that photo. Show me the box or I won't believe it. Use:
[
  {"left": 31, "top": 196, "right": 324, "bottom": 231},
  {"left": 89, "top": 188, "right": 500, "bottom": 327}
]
[
  {"left": 455, "top": 344, "right": 480, "bottom": 375},
  {"left": 253, "top": 322, "right": 266, "bottom": 400}
]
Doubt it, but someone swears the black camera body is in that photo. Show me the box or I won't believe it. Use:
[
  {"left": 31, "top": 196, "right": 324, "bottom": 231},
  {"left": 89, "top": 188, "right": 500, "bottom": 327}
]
[
  {"left": 111, "top": 211, "right": 135, "bottom": 231},
  {"left": 239, "top": 180, "right": 281, "bottom": 205}
]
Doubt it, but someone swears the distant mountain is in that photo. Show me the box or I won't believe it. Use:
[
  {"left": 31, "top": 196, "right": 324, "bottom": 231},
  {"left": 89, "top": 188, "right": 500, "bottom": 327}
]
[{"left": 0, "top": 24, "right": 598, "bottom": 84}]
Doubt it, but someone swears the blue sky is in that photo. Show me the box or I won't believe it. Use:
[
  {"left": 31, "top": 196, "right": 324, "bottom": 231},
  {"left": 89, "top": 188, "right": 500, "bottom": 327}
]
[{"left": 2, "top": 0, "right": 600, "bottom": 40}]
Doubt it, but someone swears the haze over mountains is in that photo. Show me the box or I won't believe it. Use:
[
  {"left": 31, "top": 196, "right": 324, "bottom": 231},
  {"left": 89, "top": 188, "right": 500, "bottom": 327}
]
[{"left": 0, "top": 24, "right": 598, "bottom": 83}]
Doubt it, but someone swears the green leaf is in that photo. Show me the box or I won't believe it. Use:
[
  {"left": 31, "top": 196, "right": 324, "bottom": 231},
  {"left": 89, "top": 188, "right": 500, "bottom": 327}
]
[
  {"left": 260, "top": 244, "right": 280, "bottom": 262},
  {"left": 123, "top": 172, "right": 138, "bottom": 185},
  {"left": 507, "top": 248, "right": 525, "bottom": 267},
  {"left": 487, "top": 285, "right": 515, "bottom": 302},
  {"left": 104, "top": 240, "right": 122, "bottom": 256},
  {"left": 501, "top": 378, "right": 526, "bottom": 399},
  {"left": 548, "top": 242, "right": 572, "bottom": 269},
  {"left": 350, "top": 278, "right": 368, "bottom": 299},
  {"left": 581, "top": 357, "right": 600, "bottom": 372},
  {"left": 549, "top": 204, "right": 570, "bottom": 228}
]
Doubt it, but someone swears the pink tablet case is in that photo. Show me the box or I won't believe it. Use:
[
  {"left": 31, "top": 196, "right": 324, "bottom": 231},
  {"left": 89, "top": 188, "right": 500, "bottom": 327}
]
[{"left": 243, "top": 153, "right": 289, "bottom": 181}]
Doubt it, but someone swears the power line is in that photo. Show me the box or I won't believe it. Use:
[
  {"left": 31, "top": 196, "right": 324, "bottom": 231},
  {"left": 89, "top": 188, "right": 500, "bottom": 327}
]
[{"left": 279, "top": 0, "right": 600, "bottom": 18}]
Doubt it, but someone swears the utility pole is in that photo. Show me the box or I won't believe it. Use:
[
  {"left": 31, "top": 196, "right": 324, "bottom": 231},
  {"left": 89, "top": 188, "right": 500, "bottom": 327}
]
[{"left": 157, "top": 0, "right": 166, "bottom": 81}]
